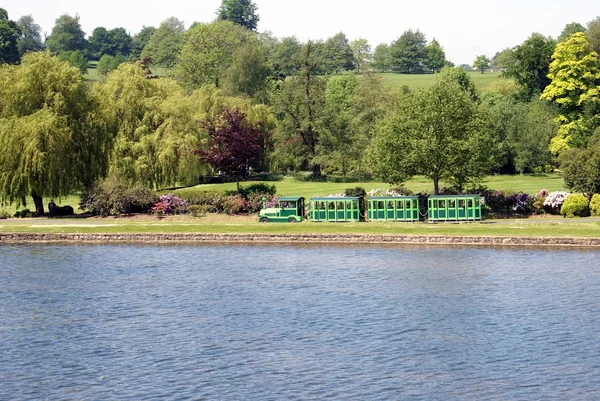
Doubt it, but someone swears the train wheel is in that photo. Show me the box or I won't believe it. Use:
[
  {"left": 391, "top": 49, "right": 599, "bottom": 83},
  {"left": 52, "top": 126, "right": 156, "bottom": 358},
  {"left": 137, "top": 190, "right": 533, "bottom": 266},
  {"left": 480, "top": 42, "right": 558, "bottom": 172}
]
[
  {"left": 260, "top": 217, "right": 269, "bottom": 223},
  {"left": 288, "top": 217, "right": 298, "bottom": 223}
]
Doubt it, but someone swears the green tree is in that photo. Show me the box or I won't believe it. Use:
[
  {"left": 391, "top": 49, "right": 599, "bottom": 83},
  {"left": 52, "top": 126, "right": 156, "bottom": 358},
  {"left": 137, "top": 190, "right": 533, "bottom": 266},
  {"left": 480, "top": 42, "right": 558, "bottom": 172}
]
[
  {"left": 217, "top": 0, "right": 259, "bottom": 31},
  {"left": 0, "top": 53, "right": 112, "bottom": 215},
  {"left": 45, "top": 14, "right": 87, "bottom": 54},
  {"left": 221, "top": 42, "right": 271, "bottom": 101},
  {"left": 560, "top": 131, "right": 600, "bottom": 196},
  {"left": 97, "top": 53, "right": 128, "bottom": 75},
  {"left": 350, "top": 38, "right": 371, "bottom": 74},
  {"left": 175, "top": 20, "right": 258, "bottom": 90},
  {"left": 541, "top": 32, "right": 600, "bottom": 153},
  {"left": 558, "top": 22, "right": 586, "bottom": 43},
  {"left": 369, "top": 72, "right": 489, "bottom": 193},
  {"left": 131, "top": 26, "right": 155, "bottom": 59},
  {"left": 16, "top": 15, "right": 44, "bottom": 57},
  {"left": 0, "top": 8, "right": 20, "bottom": 64},
  {"left": 88, "top": 27, "right": 132, "bottom": 60},
  {"left": 390, "top": 30, "right": 427, "bottom": 73},
  {"left": 492, "top": 48, "right": 514, "bottom": 71},
  {"left": 270, "top": 36, "right": 301, "bottom": 77},
  {"left": 502, "top": 33, "right": 555, "bottom": 100},
  {"left": 473, "top": 55, "right": 490, "bottom": 74},
  {"left": 371, "top": 43, "right": 391, "bottom": 72},
  {"left": 273, "top": 41, "right": 326, "bottom": 176},
  {"left": 587, "top": 17, "right": 600, "bottom": 55},
  {"left": 57, "top": 50, "right": 88, "bottom": 74},
  {"left": 322, "top": 32, "right": 355, "bottom": 74},
  {"left": 141, "top": 17, "right": 185, "bottom": 68},
  {"left": 426, "top": 38, "right": 445, "bottom": 73}
]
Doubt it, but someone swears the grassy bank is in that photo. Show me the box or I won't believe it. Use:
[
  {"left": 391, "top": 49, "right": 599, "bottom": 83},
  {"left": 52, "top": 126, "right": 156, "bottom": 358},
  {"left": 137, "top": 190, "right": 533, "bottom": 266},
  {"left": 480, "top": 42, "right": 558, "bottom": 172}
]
[
  {"left": 2, "top": 214, "right": 599, "bottom": 238},
  {"left": 376, "top": 71, "right": 516, "bottom": 93}
]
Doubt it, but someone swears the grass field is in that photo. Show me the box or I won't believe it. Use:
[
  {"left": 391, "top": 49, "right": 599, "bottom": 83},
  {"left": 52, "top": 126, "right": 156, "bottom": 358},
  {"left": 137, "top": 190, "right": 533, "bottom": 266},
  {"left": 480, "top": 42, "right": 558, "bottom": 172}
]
[
  {"left": 173, "top": 174, "right": 566, "bottom": 201},
  {"left": 2, "top": 213, "right": 600, "bottom": 238},
  {"left": 376, "top": 71, "right": 516, "bottom": 93}
]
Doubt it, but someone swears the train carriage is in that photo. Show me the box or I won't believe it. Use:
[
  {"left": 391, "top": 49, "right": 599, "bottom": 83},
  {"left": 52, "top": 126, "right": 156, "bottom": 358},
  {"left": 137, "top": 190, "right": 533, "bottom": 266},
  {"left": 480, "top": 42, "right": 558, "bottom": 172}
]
[
  {"left": 427, "top": 194, "right": 482, "bottom": 222},
  {"left": 310, "top": 197, "right": 361, "bottom": 222},
  {"left": 367, "top": 196, "right": 422, "bottom": 222}
]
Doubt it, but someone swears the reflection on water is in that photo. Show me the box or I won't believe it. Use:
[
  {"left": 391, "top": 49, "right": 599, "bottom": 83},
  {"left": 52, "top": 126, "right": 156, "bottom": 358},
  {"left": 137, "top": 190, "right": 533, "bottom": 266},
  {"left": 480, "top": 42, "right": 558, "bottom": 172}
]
[{"left": 1, "top": 244, "right": 599, "bottom": 400}]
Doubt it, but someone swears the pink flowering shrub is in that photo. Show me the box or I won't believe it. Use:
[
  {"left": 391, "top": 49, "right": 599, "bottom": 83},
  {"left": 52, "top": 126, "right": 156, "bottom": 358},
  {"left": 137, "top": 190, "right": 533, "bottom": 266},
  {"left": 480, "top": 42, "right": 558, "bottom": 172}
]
[{"left": 152, "top": 194, "right": 189, "bottom": 215}]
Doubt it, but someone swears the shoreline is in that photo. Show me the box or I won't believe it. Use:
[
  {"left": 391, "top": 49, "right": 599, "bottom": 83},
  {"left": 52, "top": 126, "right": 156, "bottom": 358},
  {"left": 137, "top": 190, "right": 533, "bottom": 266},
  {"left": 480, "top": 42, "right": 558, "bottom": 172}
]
[{"left": 2, "top": 232, "right": 600, "bottom": 247}]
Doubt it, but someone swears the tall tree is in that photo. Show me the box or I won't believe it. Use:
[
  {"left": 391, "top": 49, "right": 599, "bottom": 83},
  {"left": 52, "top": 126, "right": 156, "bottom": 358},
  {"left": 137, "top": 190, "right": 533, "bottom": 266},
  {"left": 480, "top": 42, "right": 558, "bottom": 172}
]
[
  {"left": 371, "top": 43, "right": 391, "bottom": 72},
  {"left": 221, "top": 42, "right": 272, "bottom": 101},
  {"left": 141, "top": 17, "right": 185, "bottom": 68},
  {"left": 217, "top": 0, "right": 259, "bottom": 31},
  {"left": 89, "top": 27, "right": 132, "bottom": 59},
  {"left": 369, "top": 70, "right": 489, "bottom": 193},
  {"left": 131, "top": 26, "right": 155, "bottom": 59},
  {"left": 270, "top": 36, "right": 302, "bottom": 77},
  {"left": 473, "top": 54, "right": 490, "bottom": 73},
  {"left": 16, "top": 15, "right": 44, "bottom": 57},
  {"left": 587, "top": 17, "right": 600, "bottom": 55},
  {"left": 322, "top": 32, "right": 355, "bottom": 73},
  {"left": 0, "top": 53, "right": 112, "bottom": 215},
  {"left": 195, "top": 107, "right": 263, "bottom": 191},
  {"left": 350, "top": 38, "right": 371, "bottom": 74},
  {"left": 426, "top": 38, "right": 445, "bottom": 73},
  {"left": 0, "top": 8, "right": 20, "bottom": 64},
  {"left": 273, "top": 41, "right": 327, "bottom": 176},
  {"left": 502, "top": 33, "right": 555, "bottom": 100},
  {"left": 541, "top": 32, "right": 600, "bottom": 153},
  {"left": 558, "top": 22, "right": 586, "bottom": 43},
  {"left": 45, "top": 14, "right": 87, "bottom": 54},
  {"left": 390, "top": 30, "right": 427, "bottom": 73},
  {"left": 58, "top": 50, "right": 88, "bottom": 74},
  {"left": 175, "top": 20, "right": 258, "bottom": 90}
]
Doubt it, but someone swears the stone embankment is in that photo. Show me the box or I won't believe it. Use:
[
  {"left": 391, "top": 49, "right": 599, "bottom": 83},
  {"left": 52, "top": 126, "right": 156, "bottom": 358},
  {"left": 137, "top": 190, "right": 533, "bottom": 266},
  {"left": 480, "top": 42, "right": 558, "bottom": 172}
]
[{"left": 2, "top": 233, "right": 600, "bottom": 247}]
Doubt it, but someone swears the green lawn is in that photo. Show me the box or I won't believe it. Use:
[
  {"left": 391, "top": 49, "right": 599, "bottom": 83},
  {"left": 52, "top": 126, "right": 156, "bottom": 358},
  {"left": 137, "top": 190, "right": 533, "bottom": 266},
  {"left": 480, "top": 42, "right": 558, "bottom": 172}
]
[
  {"left": 1, "top": 214, "right": 600, "bottom": 238},
  {"left": 172, "top": 174, "right": 565, "bottom": 201},
  {"left": 377, "top": 71, "right": 516, "bottom": 93}
]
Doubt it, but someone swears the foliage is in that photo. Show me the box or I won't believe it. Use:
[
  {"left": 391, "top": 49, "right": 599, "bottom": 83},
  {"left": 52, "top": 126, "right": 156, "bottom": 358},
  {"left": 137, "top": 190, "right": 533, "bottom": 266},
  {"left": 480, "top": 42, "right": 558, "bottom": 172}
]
[
  {"left": 13, "top": 209, "right": 35, "bottom": 218},
  {"left": 473, "top": 55, "right": 490, "bottom": 73},
  {"left": 0, "top": 8, "right": 21, "bottom": 64},
  {"left": 58, "top": 50, "right": 88, "bottom": 74},
  {"left": 152, "top": 193, "right": 189, "bottom": 215},
  {"left": 560, "top": 134, "right": 600, "bottom": 195},
  {"left": 223, "top": 194, "right": 248, "bottom": 214},
  {"left": 0, "top": 209, "right": 10, "bottom": 219},
  {"left": 369, "top": 68, "right": 490, "bottom": 194},
  {"left": 221, "top": 41, "right": 271, "bottom": 100},
  {"left": 80, "top": 176, "right": 158, "bottom": 216},
  {"left": 371, "top": 43, "right": 392, "bottom": 72},
  {"left": 238, "top": 182, "right": 276, "bottom": 198},
  {"left": 560, "top": 193, "right": 590, "bottom": 218},
  {"left": 390, "top": 29, "right": 427, "bottom": 73},
  {"left": 217, "top": 0, "right": 259, "bottom": 31},
  {"left": 321, "top": 32, "right": 355, "bottom": 73},
  {"left": 45, "top": 14, "right": 87, "bottom": 54},
  {"left": 270, "top": 36, "right": 301, "bottom": 77},
  {"left": 16, "top": 15, "right": 43, "bottom": 57},
  {"left": 590, "top": 194, "right": 600, "bottom": 216},
  {"left": 367, "top": 187, "right": 413, "bottom": 197},
  {"left": 188, "top": 204, "right": 213, "bottom": 217},
  {"left": 503, "top": 33, "right": 555, "bottom": 100},
  {"left": 544, "top": 191, "right": 569, "bottom": 214},
  {"left": 97, "top": 54, "right": 128, "bottom": 75},
  {"left": 426, "top": 38, "right": 445, "bottom": 73},
  {"left": 88, "top": 27, "right": 132, "bottom": 60},
  {"left": 558, "top": 22, "right": 586, "bottom": 43},
  {"left": 540, "top": 32, "right": 600, "bottom": 153},
  {"left": 176, "top": 20, "right": 260, "bottom": 90},
  {"left": 131, "top": 26, "right": 155, "bottom": 59},
  {"left": 0, "top": 53, "right": 112, "bottom": 216},
  {"left": 587, "top": 17, "right": 600, "bottom": 55},
  {"left": 351, "top": 38, "right": 372, "bottom": 73},
  {"left": 141, "top": 17, "right": 185, "bottom": 68}
]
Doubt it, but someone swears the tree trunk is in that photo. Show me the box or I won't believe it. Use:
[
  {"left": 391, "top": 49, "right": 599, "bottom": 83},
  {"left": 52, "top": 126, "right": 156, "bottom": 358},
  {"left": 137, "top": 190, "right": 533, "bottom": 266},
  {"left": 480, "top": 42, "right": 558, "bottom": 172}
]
[
  {"left": 31, "top": 191, "right": 44, "bottom": 217},
  {"left": 236, "top": 179, "right": 240, "bottom": 193},
  {"left": 433, "top": 177, "right": 439, "bottom": 195},
  {"left": 312, "top": 164, "right": 321, "bottom": 178}
]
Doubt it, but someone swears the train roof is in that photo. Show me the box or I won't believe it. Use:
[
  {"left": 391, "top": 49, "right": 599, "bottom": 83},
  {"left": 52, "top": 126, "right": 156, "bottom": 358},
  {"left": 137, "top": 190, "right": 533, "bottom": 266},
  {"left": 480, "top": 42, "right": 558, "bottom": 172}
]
[
  {"left": 278, "top": 196, "right": 304, "bottom": 201},
  {"left": 310, "top": 196, "right": 361, "bottom": 201},
  {"left": 427, "top": 194, "right": 482, "bottom": 198}
]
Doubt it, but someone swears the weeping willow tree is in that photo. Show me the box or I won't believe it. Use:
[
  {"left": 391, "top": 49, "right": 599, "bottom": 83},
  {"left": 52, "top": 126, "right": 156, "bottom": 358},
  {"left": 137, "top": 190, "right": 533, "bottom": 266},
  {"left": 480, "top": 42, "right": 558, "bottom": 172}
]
[
  {"left": 0, "top": 52, "right": 112, "bottom": 215},
  {"left": 96, "top": 63, "right": 276, "bottom": 188}
]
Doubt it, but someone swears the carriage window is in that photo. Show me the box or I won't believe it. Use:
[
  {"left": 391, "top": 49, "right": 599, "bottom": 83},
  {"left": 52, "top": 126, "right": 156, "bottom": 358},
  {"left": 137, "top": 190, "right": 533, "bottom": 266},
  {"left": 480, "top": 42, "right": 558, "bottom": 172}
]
[
  {"left": 346, "top": 201, "right": 352, "bottom": 209},
  {"left": 337, "top": 201, "right": 344, "bottom": 209},
  {"left": 459, "top": 200, "right": 465, "bottom": 208},
  {"left": 413, "top": 200, "right": 418, "bottom": 208},
  {"left": 378, "top": 201, "right": 384, "bottom": 209},
  {"left": 397, "top": 200, "right": 403, "bottom": 209},
  {"left": 329, "top": 202, "right": 335, "bottom": 210},
  {"left": 449, "top": 200, "right": 455, "bottom": 208},
  {"left": 468, "top": 199, "right": 473, "bottom": 207},
  {"left": 387, "top": 201, "right": 394, "bottom": 209},
  {"left": 320, "top": 202, "right": 326, "bottom": 210},
  {"left": 439, "top": 200, "right": 446, "bottom": 208}
]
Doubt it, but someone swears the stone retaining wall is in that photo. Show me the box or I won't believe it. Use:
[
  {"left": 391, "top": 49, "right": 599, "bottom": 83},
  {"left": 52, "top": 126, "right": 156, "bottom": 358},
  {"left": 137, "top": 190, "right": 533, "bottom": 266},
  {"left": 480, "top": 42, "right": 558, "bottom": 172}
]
[{"left": 2, "top": 233, "right": 600, "bottom": 247}]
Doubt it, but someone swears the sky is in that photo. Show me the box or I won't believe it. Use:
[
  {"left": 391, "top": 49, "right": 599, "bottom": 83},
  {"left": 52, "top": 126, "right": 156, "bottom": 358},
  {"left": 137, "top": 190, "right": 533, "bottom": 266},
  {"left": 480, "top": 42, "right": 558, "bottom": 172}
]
[{"left": 3, "top": 0, "right": 599, "bottom": 65}]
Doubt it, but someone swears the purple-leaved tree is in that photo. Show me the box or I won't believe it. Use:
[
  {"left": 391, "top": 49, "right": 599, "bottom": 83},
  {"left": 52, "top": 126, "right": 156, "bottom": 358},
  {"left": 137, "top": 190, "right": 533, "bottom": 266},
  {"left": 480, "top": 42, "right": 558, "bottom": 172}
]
[{"left": 195, "top": 107, "right": 263, "bottom": 192}]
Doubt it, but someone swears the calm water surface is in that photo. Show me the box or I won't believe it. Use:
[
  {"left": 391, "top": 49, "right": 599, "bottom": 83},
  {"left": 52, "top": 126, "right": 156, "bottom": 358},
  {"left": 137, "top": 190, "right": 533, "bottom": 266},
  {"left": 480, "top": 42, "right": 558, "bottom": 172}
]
[{"left": 1, "top": 244, "right": 599, "bottom": 400}]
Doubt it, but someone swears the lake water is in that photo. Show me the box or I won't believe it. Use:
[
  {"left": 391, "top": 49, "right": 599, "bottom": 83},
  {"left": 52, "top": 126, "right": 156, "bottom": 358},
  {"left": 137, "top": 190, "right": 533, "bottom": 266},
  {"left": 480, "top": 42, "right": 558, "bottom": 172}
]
[{"left": 1, "top": 244, "right": 599, "bottom": 400}]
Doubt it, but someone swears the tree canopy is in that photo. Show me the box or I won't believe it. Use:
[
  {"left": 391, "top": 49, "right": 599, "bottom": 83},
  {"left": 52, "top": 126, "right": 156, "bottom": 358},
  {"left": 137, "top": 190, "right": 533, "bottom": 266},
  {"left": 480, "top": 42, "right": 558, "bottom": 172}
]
[
  {"left": 390, "top": 30, "right": 427, "bottom": 73},
  {"left": 141, "top": 17, "right": 185, "bottom": 68},
  {"left": 0, "top": 8, "right": 20, "bottom": 64},
  {"left": 16, "top": 15, "right": 43, "bottom": 57},
  {"left": 45, "top": 14, "right": 87, "bottom": 54},
  {"left": 217, "top": 0, "right": 259, "bottom": 31},
  {"left": 0, "top": 53, "right": 112, "bottom": 215}
]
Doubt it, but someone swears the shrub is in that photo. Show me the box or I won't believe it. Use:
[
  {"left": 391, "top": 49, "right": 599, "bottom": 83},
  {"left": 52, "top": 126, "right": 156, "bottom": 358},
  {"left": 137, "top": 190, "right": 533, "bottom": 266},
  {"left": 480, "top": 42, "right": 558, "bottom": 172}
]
[
  {"left": 0, "top": 210, "right": 10, "bottom": 219},
  {"left": 55, "top": 205, "right": 74, "bottom": 216},
  {"left": 344, "top": 187, "right": 366, "bottom": 198},
  {"left": 239, "top": 183, "right": 277, "bottom": 199},
  {"left": 80, "top": 177, "right": 159, "bottom": 216},
  {"left": 532, "top": 189, "right": 549, "bottom": 214},
  {"left": 590, "top": 194, "right": 600, "bottom": 217},
  {"left": 223, "top": 194, "right": 247, "bottom": 215},
  {"left": 152, "top": 194, "right": 189, "bottom": 216},
  {"left": 188, "top": 204, "right": 212, "bottom": 218},
  {"left": 178, "top": 190, "right": 227, "bottom": 213},
  {"left": 14, "top": 209, "right": 35, "bottom": 218},
  {"left": 367, "top": 186, "right": 413, "bottom": 197},
  {"left": 246, "top": 192, "right": 271, "bottom": 213},
  {"left": 560, "top": 194, "right": 590, "bottom": 218},
  {"left": 544, "top": 191, "right": 569, "bottom": 214}
]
